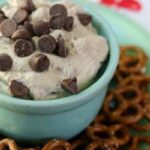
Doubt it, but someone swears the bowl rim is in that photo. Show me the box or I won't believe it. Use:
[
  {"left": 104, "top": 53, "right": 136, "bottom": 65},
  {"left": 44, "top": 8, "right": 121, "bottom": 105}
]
[{"left": 0, "top": 4, "right": 119, "bottom": 113}]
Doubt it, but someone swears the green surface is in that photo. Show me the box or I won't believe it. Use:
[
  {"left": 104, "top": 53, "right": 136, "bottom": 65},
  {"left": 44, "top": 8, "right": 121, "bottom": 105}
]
[{"left": 74, "top": 0, "right": 150, "bottom": 149}]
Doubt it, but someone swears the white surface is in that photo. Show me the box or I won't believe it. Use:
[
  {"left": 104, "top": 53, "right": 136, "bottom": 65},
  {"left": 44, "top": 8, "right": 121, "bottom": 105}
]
[{"left": 89, "top": 0, "right": 150, "bottom": 32}]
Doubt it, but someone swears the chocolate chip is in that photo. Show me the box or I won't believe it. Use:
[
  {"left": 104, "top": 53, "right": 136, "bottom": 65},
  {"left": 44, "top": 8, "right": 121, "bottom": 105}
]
[
  {"left": 56, "top": 36, "right": 68, "bottom": 58},
  {"left": 10, "top": 80, "right": 31, "bottom": 99},
  {"left": 0, "top": 10, "right": 4, "bottom": 15},
  {"left": 33, "top": 21, "right": 50, "bottom": 36},
  {"left": 38, "top": 35, "right": 56, "bottom": 54},
  {"left": 0, "top": 10, "right": 6, "bottom": 23},
  {"left": 12, "top": 28, "right": 31, "bottom": 40},
  {"left": 19, "top": 0, "right": 35, "bottom": 13},
  {"left": 29, "top": 53, "right": 50, "bottom": 72},
  {"left": 13, "top": 9, "right": 28, "bottom": 24},
  {"left": 0, "top": 19, "right": 17, "bottom": 37},
  {"left": 14, "top": 39, "right": 34, "bottom": 57},
  {"left": 50, "top": 4, "right": 67, "bottom": 16},
  {"left": 24, "top": 21, "right": 34, "bottom": 35},
  {"left": 78, "top": 13, "right": 92, "bottom": 26},
  {"left": 50, "top": 15, "right": 65, "bottom": 30},
  {"left": 0, "top": 14, "right": 6, "bottom": 24},
  {"left": 18, "top": 25, "right": 26, "bottom": 30},
  {"left": 0, "top": 54, "right": 13, "bottom": 71},
  {"left": 61, "top": 78, "right": 78, "bottom": 94},
  {"left": 63, "top": 16, "right": 74, "bottom": 31}
]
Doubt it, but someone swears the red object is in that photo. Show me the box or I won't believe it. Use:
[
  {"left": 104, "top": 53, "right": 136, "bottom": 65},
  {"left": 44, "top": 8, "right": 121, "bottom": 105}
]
[
  {"left": 100, "top": 0, "right": 142, "bottom": 11},
  {"left": 118, "top": 0, "right": 142, "bottom": 11},
  {"left": 101, "top": 0, "right": 116, "bottom": 6}
]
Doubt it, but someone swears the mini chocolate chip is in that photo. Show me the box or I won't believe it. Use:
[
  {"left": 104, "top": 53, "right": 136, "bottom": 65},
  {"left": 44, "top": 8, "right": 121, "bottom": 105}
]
[
  {"left": 61, "top": 78, "right": 78, "bottom": 94},
  {"left": 0, "top": 19, "right": 17, "bottom": 37},
  {"left": 38, "top": 35, "right": 56, "bottom": 53},
  {"left": 56, "top": 36, "right": 68, "bottom": 58},
  {"left": 19, "top": 0, "right": 35, "bottom": 13},
  {"left": 33, "top": 21, "right": 50, "bottom": 36},
  {"left": 0, "top": 14, "right": 6, "bottom": 24},
  {"left": 29, "top": 53, "right": 50, "bottom": 72},
  {"left": 78, "top": 13, "right": 92, "bottom": 26},
  {"left": 64, "top": 16, "right": 74, "bottom": 31},
  {"left": 50, "top": 15, "right": 65, "bottom": 29},
  {"left": 12, "top": 28, "right": 31, "bottom": 40},
  {"left": 14, "top": 39, "right": 34, "bottom": 57},
  {"left": 18, "top": 25, "right": 26, "bottom": 30},
  {"left": 13, "top": 9, "right": 28, "bottom": 24},
  {"left": 10, "top": 80, "right": 31, "bottom": 99},
  {"left": 0, "top": 54, "right": 12, "bottom": 71},
  {"left": 0, "top": 10, "right": 4, "bottom": 15},
  {"left": 24, "top": 21, "right": 34, "bottom": 35},
  {"left": 50, "top": 4, "right": 67, "bottom": 16}
]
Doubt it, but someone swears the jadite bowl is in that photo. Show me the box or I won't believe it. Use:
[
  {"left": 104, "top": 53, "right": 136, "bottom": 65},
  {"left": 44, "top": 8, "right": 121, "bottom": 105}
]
[{"left": 0, "top": 0, "right": 119, "bottom": 143}]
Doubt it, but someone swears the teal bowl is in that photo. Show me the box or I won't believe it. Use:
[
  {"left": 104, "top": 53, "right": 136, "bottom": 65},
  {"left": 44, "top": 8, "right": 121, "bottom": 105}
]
[{"left": 0, "top": 0, "right": 119, "bottom": 143}]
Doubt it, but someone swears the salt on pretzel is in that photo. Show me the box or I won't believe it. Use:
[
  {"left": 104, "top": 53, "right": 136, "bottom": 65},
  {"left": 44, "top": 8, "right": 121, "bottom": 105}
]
[{"left": 120, "top": 46, "right": 147, "bottom": 74}]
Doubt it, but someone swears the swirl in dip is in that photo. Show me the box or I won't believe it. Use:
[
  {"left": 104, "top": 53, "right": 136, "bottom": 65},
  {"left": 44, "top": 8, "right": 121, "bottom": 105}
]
[{"left": 0, "top": 0, "right": 109, "bottom": 100}]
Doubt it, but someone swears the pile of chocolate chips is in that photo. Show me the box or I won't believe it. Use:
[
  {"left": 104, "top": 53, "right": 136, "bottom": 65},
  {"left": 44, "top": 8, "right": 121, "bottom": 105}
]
[{"left": 0, "top": 0, "right": 92, "bottom": 99}]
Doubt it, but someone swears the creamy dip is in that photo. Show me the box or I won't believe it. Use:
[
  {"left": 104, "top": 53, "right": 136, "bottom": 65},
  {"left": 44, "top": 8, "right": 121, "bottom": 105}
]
[{"left": 0, "top": 0, "right": 109, "bottom": 100}]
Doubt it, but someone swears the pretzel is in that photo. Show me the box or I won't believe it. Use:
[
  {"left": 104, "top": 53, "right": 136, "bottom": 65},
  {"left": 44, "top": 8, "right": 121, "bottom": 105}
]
[
  {"left": 42, "top": 140, "right": 73, "bottom": 150},
  {"left": 120, "top": 46, "right": 147, "bottom": 59},
  {"left": 114, "top": 103, "right": 143, "bottom": 125},
  {"left": 119, "top": 57, "right": 146, "bottom": 74},
  {"left": 142, "top": 94, "right": 150, "bottom": 105},
  {"left": 0, "top": 138, "right": 18, "bottom": 150},
  {"left": 128, "top": 95, "right": 150, "bottom": 131},
  {"left": 102, "top": 90, "right": 143, "bottom": 124},
  {"left": 71, "top": 135, "right": 89, "bottom": 150},
  {"left": 115, "top": 85, "right": 143, "bottom": 104},
  {"left": 103, "top": 91, "right": 127, "bottom": 118},
  {"left": 20, "top": 148, "right": 39, "bottom": 150},
  {"left": 119, "top": 75, "right": 150, "bottom": 92},
  {"left": 86, "top": 124, "right": 129, "bottom": 147},
  {"left": 86, "top": 140, "right": 117, "bottom": 150},
  {"left": 72, "top": 139, "right": 87, "bottom": 150},
  {"left": 94, "top": 114, "right": 117, "bottom": 127},
  {"left": 0, "top": 139, "right": 39, "bottom": 150},
  {"left": 142, "top": 94, "right": 150, "bottom": 119},
  {"left": 86, "top": 125, "right": 109, "bottom": 141},
  {"left": 19, "top": 147, "right": 40, "bottom": 150},
  {"left": 114, "top": 68, "right": 130, "bottom": 82},
  {"left": 144, "top": 104, "right": 150, "bottom": 120},
  {"left": 108, "top": 124, "right": 130, "bottom": 146},
  {"left": 119, "top": 46, "right": 147, "bottom": 74}
]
